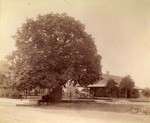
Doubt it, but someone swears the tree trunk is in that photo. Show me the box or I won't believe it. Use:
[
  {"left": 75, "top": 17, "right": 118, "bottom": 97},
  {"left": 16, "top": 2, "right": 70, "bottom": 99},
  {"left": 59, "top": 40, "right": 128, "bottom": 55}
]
[
  {"left": 118, "top": 89, "right": 120, "bottom": 98},
  {"left": 50, "top": 86, "right": 62, "bottom": 102},
  {"left": 94, "top": 89, "right": 96, "bottom": 99},
  {"left": 125, "top": 89, "right": 127, "bottom": 99},
  {"left": 25, "top": 89, "right": 27, "bottom": 99},
  {"left": 69, "top": 82, "right": 72, "bottom": 102},
  {"left": 69, "top": 93, "right": 72, "bottom": 102},
  {"left": 110, "top": 93, "right": 111, "bottom": 100}
]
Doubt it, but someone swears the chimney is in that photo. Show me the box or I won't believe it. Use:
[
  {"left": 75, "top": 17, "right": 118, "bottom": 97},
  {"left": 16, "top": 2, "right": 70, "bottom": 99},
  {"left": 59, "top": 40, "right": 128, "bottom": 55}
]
[
  {"left": 106, "top": 71, "right": 109, "bottom": 75},
  {"left": 106, "top": 71, "right": 110, "bottom": 79}
]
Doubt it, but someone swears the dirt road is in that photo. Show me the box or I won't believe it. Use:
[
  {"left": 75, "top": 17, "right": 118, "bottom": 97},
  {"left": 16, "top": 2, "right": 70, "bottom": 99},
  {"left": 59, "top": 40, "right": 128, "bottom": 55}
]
[{"left": 0, "top": 98, "right": 149, "bottom": 123}]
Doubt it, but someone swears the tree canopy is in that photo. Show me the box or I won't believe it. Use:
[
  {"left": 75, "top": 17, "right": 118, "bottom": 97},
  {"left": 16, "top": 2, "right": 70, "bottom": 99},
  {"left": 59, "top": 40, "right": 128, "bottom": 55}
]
[
  {"left": 119, "top": 75, "right": 135, "bottom": 90},
  {"left": 106, "top": 78, "right": 117, "bottom": 97},
  {"left": 0, "top": 73, "right": 6, "bottom": 88},
  {"left": 7, "top": 13, "right": 102, "bottom": 90},
  {"left": 142, "top": 88, "right": 150, "bottom": 98},
  {"left": 0, "top": 60, "right": 12, "bottom": 89}
]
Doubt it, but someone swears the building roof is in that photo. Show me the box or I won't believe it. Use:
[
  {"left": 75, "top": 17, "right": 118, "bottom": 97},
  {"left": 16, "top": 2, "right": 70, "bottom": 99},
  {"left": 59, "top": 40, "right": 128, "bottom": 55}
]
[{"left": 88, "top": 73, "right": 141, "bottom": 90}]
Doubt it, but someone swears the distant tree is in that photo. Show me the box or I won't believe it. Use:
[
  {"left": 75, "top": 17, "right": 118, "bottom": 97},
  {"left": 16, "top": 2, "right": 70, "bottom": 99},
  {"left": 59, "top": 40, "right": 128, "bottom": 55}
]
[
  {"left": 6, "top": 13, "right": 102, "bottom": 101},
  {"left": 142, "top": 88, "right": 150, "bottom": 98},
  {"left": 0, "top": 72, "right": 15, "bottom": 98},
  {"left": 119, "top": 75, "right": 135, "bottom": 98},
  {"left": 105, "top": 78, "right": 117, "bottom": 98},
  {"left": 0, "top": 73, "right": 6, "bottom": 88}
]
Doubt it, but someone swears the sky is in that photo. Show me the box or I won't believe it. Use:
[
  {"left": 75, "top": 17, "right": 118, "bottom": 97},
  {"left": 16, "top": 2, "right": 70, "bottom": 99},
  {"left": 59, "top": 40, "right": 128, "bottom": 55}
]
[{"left": 0, "top": 0, "right": 150, "bottom": 88}]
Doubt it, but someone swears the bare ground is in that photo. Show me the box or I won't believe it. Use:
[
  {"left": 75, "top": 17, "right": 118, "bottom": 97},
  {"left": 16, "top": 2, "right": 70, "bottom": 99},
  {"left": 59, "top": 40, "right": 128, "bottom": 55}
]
[{"left": 0, "top": 98, "right": 150, "bottom": 123}]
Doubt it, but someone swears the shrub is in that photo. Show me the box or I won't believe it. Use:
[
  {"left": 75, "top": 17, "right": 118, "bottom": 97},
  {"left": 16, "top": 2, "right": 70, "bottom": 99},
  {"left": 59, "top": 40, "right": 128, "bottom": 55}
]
[
  {"left": 131, "top": 106, "right": 150, "bottom": 115},
  {"left": 9, "top": 91, "right": 20, "bottom": 99},
  {"left": 140, "top": 106, "right": 150, "bottom": 115}
]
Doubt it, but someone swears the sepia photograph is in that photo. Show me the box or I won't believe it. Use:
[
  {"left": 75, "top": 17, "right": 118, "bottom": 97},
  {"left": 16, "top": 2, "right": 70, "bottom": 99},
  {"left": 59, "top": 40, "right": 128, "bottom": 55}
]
[{"left": 0, "top": 0, "right": 150, "bottom": 123}]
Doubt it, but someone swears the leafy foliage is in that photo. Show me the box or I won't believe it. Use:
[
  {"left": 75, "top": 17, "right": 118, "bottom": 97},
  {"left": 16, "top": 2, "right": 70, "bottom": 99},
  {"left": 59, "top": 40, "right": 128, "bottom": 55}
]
[
  {"left": 119, "top": 75, "right": 135, "bottom": 90},
  {"left": 105, "top": 78, "right": 117, "bottom": 97},
  {"left": 7, "top": 13, "right": 102, "bottom": 91},
  {"left": 142, "top": 88, "right": 150, "bottom": 98},
  {"left": 119, "top": 75, "right": 135, "bottom": 98},
  {"left": 0, "top": 73, "right": 6, "bottom": 88}
]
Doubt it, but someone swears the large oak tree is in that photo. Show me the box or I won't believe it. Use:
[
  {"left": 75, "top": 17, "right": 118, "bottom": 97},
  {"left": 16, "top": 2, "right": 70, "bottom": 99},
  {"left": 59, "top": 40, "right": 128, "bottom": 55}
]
[{"left": 7, "top": 13, "right": 102, "bottom": 99}]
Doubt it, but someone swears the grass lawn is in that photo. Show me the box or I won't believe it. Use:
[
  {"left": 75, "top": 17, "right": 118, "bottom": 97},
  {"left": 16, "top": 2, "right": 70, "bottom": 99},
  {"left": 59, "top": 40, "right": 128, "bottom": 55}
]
[
  {"left": 35, "top": 101, "right": 146, "bottom": 114},
  {"left": 14, "top": 97, "right": 150, "bottom": 115}
]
